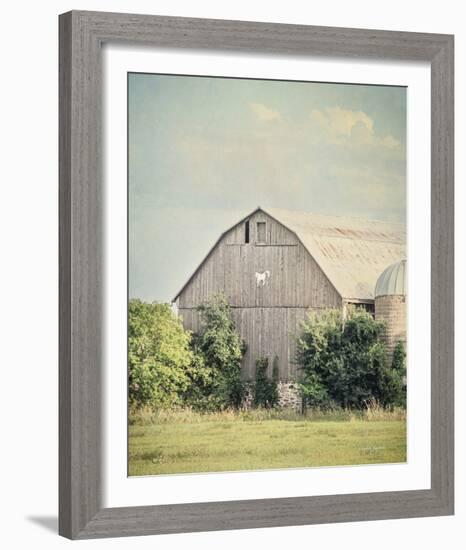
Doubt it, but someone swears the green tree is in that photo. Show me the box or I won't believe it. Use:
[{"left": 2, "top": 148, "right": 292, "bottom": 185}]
[
  {"left": 297, "top": 308, "right": 405, "bottom": 409},
  {"left": 185, "top": 294, "right": 244, "bottom": 410},
  {"left": 128, "top": 299, "right": 193, "bottom": 408}
]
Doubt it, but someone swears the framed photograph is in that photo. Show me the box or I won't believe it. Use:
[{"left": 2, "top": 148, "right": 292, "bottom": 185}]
[{"left": 59, "top": 10, "right": 454, "bottom": 539}]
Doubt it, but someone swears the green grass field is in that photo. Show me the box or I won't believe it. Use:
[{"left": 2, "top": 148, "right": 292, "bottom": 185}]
[{"left": 128, "top": 409, "right": 406, "bottom": 476}]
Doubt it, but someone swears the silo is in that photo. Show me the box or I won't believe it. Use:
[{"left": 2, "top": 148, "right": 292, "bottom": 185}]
[{"left": 374, "top": 260, "right": 407, "bottom": 359}]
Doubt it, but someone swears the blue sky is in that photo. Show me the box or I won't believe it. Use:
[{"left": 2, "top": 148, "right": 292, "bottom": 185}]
[{"left": 128, "top": 73, "right": 406, "bottom": 302}]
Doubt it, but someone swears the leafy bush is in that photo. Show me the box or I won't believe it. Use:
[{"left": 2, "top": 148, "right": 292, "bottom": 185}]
[
  {"left": 272, "top": 355, "right": 280, "bottom": 383},
  {"left": 297, "top": 308, "right": 405, "bottom": 409},
  {"left": 254, "top": 357, "right": 279, "bottom": 408},
  {"left": 390, "top": 341, "right": 407, "bottom": 407},
  {"left": 128, "top": 300, "right": 193, "bottom": 408},
  {"left": 184, "top": 294, "right": 245, "bottom": 411}
]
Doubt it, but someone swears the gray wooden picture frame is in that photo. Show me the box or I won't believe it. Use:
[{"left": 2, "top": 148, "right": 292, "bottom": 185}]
[{"left": 59, "top": 10, "right": 454, "bottom": 540}]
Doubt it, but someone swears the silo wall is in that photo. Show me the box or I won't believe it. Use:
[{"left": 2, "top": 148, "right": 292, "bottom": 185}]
[{"left": 375, "top": 295, "right": 407, "bottom": 359}]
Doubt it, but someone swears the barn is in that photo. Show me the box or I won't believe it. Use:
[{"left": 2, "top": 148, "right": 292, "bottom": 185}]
[{"left": 173, "top": 207, "right": 406, "bottom": 386}]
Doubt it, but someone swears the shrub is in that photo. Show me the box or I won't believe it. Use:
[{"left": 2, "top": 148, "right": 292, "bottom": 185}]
[
  {"left": 390, "top": 341, "right": 407, "bottom": 407},
  {"left": 184, "top": 294, "right": 245, "bottom": 410},
  {"left": 297, "top": 308, "right": 405, "bottom": 409},
  {"left": 272, "top": 355, "right": 280, "bottom": 383},
  {"left": 128, "top": 299, "right": 193, "bottom": 408},
  {"left": 254, "top": 357, "right": 279, "bottom": 408}
]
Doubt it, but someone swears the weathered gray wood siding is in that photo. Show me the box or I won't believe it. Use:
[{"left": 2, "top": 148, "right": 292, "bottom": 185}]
[{"left": 177, "top": 211, "right": 341, "bottom": 379}]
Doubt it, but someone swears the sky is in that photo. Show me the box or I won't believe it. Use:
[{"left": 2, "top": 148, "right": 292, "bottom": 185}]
[{"left": 128, "top": 73, "right": 406, "bottom": 303}]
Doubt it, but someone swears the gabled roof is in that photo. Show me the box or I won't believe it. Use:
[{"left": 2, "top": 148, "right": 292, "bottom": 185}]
[{"left": 174, "top": 207, "right": 406, "bottom": 302}]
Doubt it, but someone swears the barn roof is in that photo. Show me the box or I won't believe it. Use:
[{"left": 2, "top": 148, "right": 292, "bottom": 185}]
[
  {"left": 173, "top": 207, "right": 406, "bottom": 302},
  {"left": 265, "top": 207, "right": 406, "bottom": 301}
]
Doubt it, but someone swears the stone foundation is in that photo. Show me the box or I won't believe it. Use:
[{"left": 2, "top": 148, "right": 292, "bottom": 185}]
[
  {"left": 241, "top": 381, "right": 302, "bottom": 410},
  {"left": 276, "top": 381, "right": 302, "bottom": 410}
]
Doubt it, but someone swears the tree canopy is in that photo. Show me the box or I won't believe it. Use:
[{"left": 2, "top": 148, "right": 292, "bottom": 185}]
[
  {"left": 297, "top": 308, "right": 406, "bottom": 409},
  {"left": 128, "top": 300, "right": 193, "bottom": 408}
]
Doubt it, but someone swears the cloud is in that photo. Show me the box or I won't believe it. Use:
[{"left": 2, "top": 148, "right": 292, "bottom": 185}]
[
  {"left": 174, "top": 101, "right": 404, "bottom": 214},
  {"left": 311, "top": 106, "right": 373, "bottom": 137},
  {"left": 249, "top": 102, "right": 281, "bottom": 122},
  {"left": 309, "top": 106, "right": 399, "bottom": 149},
  {"left": 379, "top": 134, "right": 401, "bottom": 149}
]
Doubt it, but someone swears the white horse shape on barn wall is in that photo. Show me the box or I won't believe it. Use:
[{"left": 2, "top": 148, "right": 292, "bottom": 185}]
[{"left": 255, "top": 270, "right": 271, "bottom": 287}]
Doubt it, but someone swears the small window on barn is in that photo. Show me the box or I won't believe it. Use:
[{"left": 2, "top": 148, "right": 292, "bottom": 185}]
[
  {"left": 256, "top": 221, "right": 266, "bottom": 244},
  {"left": 245, "top": 220, "right": 250, "bottom": 243}
]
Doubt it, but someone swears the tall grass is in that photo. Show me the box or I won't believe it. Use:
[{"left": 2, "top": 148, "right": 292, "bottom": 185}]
[{"left": 129, "top": 402, "right": 406, "bottom": 426}]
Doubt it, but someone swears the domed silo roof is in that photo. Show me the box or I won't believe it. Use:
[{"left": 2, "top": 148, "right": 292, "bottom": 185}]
[{"left": 375, "top": 260, "right": 406, "bottom": 297}]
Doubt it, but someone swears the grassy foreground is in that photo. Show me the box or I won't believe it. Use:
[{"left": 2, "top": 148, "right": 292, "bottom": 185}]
[{"left": 128, "top": 408, "right": 406, "bottom": 476}]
